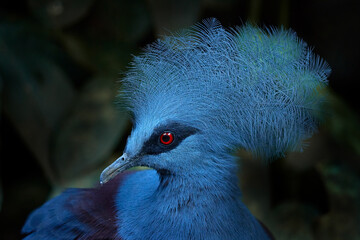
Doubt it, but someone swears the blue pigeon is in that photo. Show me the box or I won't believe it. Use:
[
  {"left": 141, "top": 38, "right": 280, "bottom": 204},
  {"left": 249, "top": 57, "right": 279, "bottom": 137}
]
[{"left": 22, "top": 18, "right": 330, "bottom": 239}]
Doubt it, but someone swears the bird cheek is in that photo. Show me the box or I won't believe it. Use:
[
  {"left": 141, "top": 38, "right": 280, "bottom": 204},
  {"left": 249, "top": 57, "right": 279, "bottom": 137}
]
[{"left": 140, "top": 154, "right": 167, "bottom": 170}]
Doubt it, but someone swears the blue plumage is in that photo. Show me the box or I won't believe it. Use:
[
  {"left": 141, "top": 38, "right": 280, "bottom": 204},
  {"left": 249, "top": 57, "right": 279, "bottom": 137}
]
[
  {"left": 122, "top": 19, "right": 329, "bottom": 159},
  {"left": 22, "top": 18, "right": 330, "bottom": 239}
]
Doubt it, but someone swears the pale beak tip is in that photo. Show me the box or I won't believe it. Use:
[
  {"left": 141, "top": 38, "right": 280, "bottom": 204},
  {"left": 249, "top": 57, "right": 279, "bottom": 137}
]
[
  {"left": 99, "top": 153, "right": 131, "bottom": 185},
  {"left": 99, "top": 173, "right": 106, "bottom": 185}
]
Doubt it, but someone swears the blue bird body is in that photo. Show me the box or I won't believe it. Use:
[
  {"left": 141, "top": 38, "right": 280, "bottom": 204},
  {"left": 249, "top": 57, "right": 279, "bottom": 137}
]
[{"left": 22, "top": 18, "right": 330, "bottom": 239}]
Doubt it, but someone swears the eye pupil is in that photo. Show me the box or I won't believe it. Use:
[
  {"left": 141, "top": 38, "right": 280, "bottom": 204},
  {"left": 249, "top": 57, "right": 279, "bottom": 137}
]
[
  {"left": 160, "top": 132, "right": 174, "bottom": 145},
  {"left": 162, "top": 135, "right": 170, "bottom": 142}
]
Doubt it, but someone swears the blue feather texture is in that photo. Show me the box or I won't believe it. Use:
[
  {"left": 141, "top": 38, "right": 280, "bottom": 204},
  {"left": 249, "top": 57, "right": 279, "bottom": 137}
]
[
  {"left": 22, "top": 18, "right": 330, "bottom": 240},
  {"left": 121, "top": 18, "right": 330, "bottom": 159}
]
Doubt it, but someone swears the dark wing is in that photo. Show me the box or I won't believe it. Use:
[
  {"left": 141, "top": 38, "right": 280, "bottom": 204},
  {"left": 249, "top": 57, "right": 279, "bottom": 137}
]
[{"left": 22, "top": 172, "right": 134, "bottom": 240}]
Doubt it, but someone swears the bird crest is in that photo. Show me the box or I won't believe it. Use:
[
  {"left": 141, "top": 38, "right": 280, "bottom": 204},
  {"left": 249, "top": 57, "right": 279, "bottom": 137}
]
[{"left": 120, "top": 18, "right": 330, "bottom": 159}]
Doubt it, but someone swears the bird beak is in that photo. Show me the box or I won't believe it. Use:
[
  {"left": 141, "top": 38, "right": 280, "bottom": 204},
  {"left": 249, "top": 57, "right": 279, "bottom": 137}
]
[{"left": 100, "top": 153, "right": 136, "bottom": 184}]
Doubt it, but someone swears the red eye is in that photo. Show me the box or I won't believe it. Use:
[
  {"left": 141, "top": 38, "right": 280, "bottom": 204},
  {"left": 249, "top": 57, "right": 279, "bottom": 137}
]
[{"left": 160, "top": 132, "right": 174, "bottom": 145}]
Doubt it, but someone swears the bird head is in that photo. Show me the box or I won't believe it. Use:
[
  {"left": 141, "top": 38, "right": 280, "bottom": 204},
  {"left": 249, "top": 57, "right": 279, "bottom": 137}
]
[{"left": 100, "top": 18, "right": 330, "bottom": 184}]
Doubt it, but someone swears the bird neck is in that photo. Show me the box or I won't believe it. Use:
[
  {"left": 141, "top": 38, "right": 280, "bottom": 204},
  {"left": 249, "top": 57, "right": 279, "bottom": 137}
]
[
  {"left": 115, "top": 154, "right": 269, "bottom": 239},
  {"left": 156, "top": 162, "right": 241, "bottom": 202}
]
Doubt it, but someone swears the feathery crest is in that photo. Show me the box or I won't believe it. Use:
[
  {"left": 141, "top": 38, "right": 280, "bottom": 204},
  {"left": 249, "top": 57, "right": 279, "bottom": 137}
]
[{"left": 120, "top": 18, "right": 330, "bottom": 159}]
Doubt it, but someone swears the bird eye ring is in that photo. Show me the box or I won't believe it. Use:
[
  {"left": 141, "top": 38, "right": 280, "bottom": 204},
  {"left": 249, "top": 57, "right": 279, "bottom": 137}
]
[{"left": 160, "top": 132, "right": 174, "bottom": 145}]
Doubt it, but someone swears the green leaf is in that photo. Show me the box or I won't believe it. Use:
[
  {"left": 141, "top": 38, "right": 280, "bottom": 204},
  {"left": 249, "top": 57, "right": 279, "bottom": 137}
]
[
  {"left": 0, "top": 23, "right": 76, "bottom": 183},
  {"left": 51, "top": 78, "right": 129, "bottom": 184}
]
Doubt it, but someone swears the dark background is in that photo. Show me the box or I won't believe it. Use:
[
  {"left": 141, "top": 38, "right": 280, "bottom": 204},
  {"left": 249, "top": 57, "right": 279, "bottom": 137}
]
[{"left": 1, "top": 0, "right": 359, "bottom": 239}]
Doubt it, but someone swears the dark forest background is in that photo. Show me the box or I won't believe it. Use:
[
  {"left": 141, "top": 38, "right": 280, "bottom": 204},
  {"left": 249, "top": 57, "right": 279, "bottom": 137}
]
[{"left": 1, "top": 0, "right": 359, "bottom": 239}]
